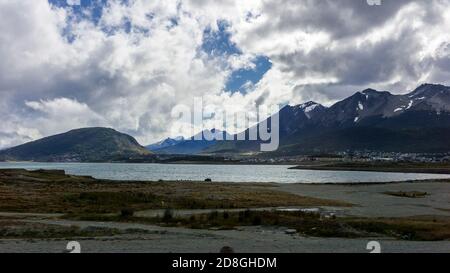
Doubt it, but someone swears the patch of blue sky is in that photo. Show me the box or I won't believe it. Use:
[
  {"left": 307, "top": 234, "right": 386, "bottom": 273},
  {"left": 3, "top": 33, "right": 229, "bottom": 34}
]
[
  {"left": 202, "top": 21, "right": 241, "bottom": 56},
  {"left": 48, "top": 0, "right": 151, "bottom": 40},
  {"left": 48, "top": 0, "right": 108, "bottom": 42},
  {"left": 48, "top": 0, "right": 107, "bottom": 24},
  {"left": 167, "top": 17, "right": 179, "bottom": 30},
  {"left": 225, "top": 56, "right": 272, "bottom": 93},
  {"left": 202, "top": 20, "right": 272, "bottom": 93}
]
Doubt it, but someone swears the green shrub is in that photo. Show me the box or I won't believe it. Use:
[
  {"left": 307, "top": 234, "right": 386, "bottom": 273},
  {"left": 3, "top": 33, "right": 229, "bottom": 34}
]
[
  {"left": 120, "top": 208, "right": 134, "bottom": 218},
  {"left": 223, "top": 211, "right": 229, "bottom": 220},
  {"left": 162, "top": 208, "right": 173, "bottom": 222},
  {"left": 208, "top": 210, "right": 219, "bottom": 220},
  {"left": 252, "top": 215, "right": 262, "bottom": 225}
]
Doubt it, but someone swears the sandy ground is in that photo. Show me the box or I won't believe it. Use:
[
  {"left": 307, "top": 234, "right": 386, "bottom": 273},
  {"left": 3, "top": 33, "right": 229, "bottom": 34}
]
[
  {"left": 276, "top": 181, "right": 450, "bottom": 217},
  {"left": 0, "top": 181, "right": 449, "bottom": 253}
]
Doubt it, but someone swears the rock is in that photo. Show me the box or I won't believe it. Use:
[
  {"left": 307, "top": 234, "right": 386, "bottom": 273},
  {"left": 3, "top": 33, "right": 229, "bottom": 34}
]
[
  {"left": 32, "top": 169, "right": 66, "bottom": 175},
  {"left": 220, "top": 246, "right": 235, "bottom": 253},
  {"left": 285, "top": 229, "right": 297, "bottom": 235}
]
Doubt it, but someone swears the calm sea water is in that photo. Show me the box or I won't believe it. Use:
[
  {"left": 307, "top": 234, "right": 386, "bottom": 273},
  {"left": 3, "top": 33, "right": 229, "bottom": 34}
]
[{"left": 1, "top": 162, "right": 449, "bottom": 184}]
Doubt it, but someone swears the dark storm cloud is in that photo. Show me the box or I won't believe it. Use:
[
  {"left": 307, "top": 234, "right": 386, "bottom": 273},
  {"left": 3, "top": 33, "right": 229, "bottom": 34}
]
[
  {"left": 277, "top": 27, "right": 421, "bottom": 86},
  {"left": 251, "top": 0, "right": 413, "bottom": 39},
  {"left": 241, "top": 0, "right": 450, "bottom": 101}
]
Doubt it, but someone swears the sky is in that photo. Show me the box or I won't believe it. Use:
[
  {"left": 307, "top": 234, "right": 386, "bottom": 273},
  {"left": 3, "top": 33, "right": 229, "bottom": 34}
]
[{"left": 1, "top": 0, "right": 450, "bottom": 148}]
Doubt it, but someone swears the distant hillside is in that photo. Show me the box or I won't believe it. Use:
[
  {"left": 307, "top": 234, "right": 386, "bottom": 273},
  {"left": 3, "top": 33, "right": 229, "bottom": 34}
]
[{"left": 0, "top": 127, "right": 151, "bottom": 162}]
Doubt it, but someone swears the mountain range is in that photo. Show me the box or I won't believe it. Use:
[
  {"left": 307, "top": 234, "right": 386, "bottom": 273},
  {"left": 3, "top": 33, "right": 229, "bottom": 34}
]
[
  {"left": 148, "top": 129, "right": 232, "bottom": 155},
  {"left": 1, "top": 83, "right": 450, "bottom": 162},
  {"left": 146, "top": 136, "right": 185, "bottom": 151},
  {"left": 151, "top": 83, "right": 450, "bottom": 155}
]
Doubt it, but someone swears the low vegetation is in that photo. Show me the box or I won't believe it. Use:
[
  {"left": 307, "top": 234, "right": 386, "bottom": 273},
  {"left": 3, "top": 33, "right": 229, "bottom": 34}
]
[
  {"left": 2, "top": 169, "right": 449, "bottom": 242},
  {"left": 0, "top": 219, "right": 122, "bottom": 239},
  {"left": 65, "top": 210, "right": 450, "bottom": 241},
  {"left": 0, "top": 169, "right": 351, "bottom": 214}
]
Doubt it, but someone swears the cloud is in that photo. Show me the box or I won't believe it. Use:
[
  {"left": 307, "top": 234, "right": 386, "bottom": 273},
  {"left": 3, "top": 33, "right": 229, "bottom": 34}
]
[
  {"left": 24, "top": 97, "right": 107, "bottom": 130},
  {"left": 0, "top": 0, "right": 449, "bottom": 148},
  {"left": 229, "top": 0, "right": 450, "bottom": 102}
]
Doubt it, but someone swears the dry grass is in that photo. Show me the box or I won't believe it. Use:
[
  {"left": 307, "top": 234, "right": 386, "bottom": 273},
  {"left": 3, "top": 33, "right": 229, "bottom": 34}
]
[
  {"left": 344, "top": 215, "right": 450, "bottom": 241},
  {"left": 3, "top": 169, "right": 448, "bottom": 242},
  {"left": 0, "top": 169, "right": 351, "bottom": 214},
  {"left": 0, "top": 219, "right": 122, "bottom": 239}
]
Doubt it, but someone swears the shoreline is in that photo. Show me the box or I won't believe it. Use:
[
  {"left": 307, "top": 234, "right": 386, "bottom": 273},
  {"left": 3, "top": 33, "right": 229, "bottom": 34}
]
[
  {"left": 2, "top": 164, "right": 450, "bottom": 185},
  {"left": 2, "top": 169, "right": 450, "bottom": 185},
  {"left": 289, "top": 162, "right": 450, "bottom": 175},
  {"left": 4, "top": 159, "right": 450, "bottom": 171},
  {"left": 290, "top": 166, "right": 450, "bottom": 175},
  {"left": 291, "top": 178, "right": 450, "bottom": 186}
]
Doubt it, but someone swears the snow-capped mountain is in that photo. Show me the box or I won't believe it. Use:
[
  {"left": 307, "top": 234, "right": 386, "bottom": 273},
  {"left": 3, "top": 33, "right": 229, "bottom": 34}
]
[
  {"left": 317, "top": 84, "right": 450, "bottom": 127},
  {"left": 295, "top": 101, "right": 327, "bottom": 119},
  {"left": 406, "top": 84, "right": 450, "bottom": 113},
  {"left": 146, "top": 136, "right": 185, "bottom": 151},
  {"left": 148, "top": 129, "right": 232, "bottom": 154},
  {"left": 209, "top": 83, "right": 450, "bottom": 154},
  {"left": 150, "top": 84, "right": 450, "bottom": 155}
]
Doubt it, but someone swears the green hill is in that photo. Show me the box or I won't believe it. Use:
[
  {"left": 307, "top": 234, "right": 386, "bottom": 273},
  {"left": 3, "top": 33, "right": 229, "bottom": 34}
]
[{"left": 0, "top": 127, "right": 151, "bottom": 162}]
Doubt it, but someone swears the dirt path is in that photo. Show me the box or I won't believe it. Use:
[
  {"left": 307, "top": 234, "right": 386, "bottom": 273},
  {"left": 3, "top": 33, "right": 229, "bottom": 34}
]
[{"left": 1, "top": 218, "right": 449, "bottom": 253}]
